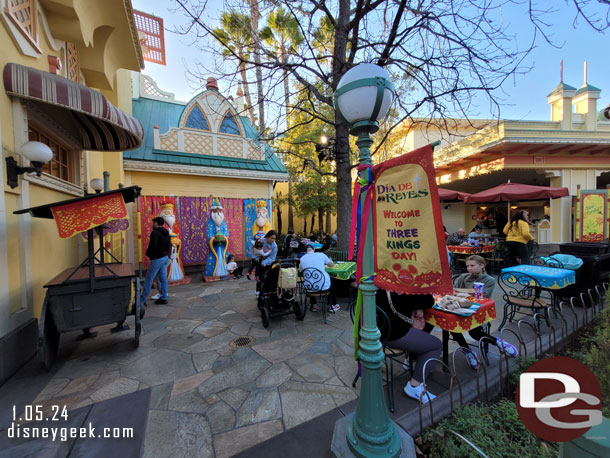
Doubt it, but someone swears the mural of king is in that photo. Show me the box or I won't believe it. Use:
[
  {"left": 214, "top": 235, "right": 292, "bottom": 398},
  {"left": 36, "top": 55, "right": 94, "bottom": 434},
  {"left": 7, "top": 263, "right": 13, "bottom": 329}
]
[
  {"left": 204, "top": 198, "right": 230, "bottom": 281},
  {"left": 160, "top": 203, "right": 191, "bottom": 285},
  {"left": 252, "top": 200, "right": 272, "bottom": 238}
]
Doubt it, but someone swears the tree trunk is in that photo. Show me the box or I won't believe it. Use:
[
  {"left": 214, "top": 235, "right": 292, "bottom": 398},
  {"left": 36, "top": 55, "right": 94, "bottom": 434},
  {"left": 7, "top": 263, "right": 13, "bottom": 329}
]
[
  {"left": 334, "top": 124, "right": 352, "bottom": 250},
  {"left": 311, "top": 214, "right": 315, "bottom": 235},
  {"left": 276, "top": 207, "right": 282, "bottom": 237},
  {"left": 303, "top": 219, "right": 307, "bottom": 235},
  {"left": 318, "top": 208, "right": 324, "bottom": 236},
  {"left": 288, "top": 179, "right": 294, "bottom": 230},
  {"left": 238, "top": 58, "right": 256, "bottom": 127},
  {"left": 247, "top": 0, "right": 265, "bottom": 134},
  {"left": 331, "top": 0, "right": 352, "bottom": 251},
  {"left": 326, "top": 211, "right": 332, "bottom": 234}
]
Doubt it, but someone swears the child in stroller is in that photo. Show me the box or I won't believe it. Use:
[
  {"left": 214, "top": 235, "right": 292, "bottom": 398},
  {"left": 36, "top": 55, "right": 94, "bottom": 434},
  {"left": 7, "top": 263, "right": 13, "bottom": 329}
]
[{"left": 256, "top": 259, "right": 305, "bottom": 328}]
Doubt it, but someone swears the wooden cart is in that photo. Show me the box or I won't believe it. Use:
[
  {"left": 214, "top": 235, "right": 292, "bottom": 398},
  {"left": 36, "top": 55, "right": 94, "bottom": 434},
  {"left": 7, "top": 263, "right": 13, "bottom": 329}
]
[{"left": 14, "top": 186, "right": 143, "bottom": 370}]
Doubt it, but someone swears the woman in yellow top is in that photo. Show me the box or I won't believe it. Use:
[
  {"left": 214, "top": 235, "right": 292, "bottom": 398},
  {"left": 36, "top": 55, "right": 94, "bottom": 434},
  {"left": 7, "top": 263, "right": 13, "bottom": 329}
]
[{"left": 503, "top": 210, "right": 533, "bottom": 266}]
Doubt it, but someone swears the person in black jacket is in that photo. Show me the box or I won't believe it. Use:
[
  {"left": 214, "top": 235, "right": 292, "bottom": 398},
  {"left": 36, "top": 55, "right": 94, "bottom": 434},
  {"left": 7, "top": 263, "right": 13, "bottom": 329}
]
[
  {"left": 376, "top": 290, "right": 442, "bottom": 403},
  {"left": 139, "top": 217, "right": 171, "bottom": 307}
]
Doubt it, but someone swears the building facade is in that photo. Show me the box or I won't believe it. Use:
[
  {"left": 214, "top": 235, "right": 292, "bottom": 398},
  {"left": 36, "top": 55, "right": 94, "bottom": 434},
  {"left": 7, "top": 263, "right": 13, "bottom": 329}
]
[
  {"left": 1, "top": 0, "right": 144, "bottom": 381},
  {"left": 392, "top": 76, "right": 610, "bottom": 242}
]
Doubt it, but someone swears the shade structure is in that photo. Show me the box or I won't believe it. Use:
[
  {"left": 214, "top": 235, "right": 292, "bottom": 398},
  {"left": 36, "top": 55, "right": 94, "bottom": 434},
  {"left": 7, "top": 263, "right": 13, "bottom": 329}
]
[
  {"left": 3, "top": 63, "right": 144, "bottom": 151},
  {"left": 14, "top": 186, "right": 141, "bottom": 219},
  {"left": 438, "top": 187, "right": 471, "bottom": 202},
  {"left": 464, "top": 182, "right": 570, "bottom": 203}
]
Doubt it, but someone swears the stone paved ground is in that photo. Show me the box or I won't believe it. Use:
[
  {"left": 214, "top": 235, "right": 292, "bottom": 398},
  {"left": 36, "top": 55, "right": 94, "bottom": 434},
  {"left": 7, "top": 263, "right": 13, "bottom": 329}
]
[{"left": 3, "top": 273, "right": 516, "bottom": 457}]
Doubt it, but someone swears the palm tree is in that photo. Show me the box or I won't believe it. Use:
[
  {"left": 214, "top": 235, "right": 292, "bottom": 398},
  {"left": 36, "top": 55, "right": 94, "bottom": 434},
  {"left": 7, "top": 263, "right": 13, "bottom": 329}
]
[
  {"left": 246, "top": 0, "right": 265, "bottom": 135},
  {"left": 260, "top": 8, "right": 303, "bottom": 231},
  {"left": 212, "top": 11, "right": 256, "bottom": 127}
]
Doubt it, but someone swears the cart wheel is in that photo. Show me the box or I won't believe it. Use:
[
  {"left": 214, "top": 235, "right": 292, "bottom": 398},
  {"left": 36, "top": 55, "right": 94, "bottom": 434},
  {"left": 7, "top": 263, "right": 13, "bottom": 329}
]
[
  {"left": 261, "top": 307, "right": 270, "bottom": 328},
  {"left": 294, "top": 299, "right": 306, "bottom": 321},
  {"left": 38, "top": 294, "right": 59, "bottom": 371}
]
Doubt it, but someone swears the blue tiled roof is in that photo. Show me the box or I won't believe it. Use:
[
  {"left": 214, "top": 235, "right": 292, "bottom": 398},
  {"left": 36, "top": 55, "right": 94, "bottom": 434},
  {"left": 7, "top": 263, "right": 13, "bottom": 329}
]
[
  {"left": 575, "top": 83, "right": 602, "bottom": 95},
  {"left": 125, "top": 96, "right": 288, "bottom": 175},
  {"left": 547, "top": 81, "right": 577, "bottom": 97}
]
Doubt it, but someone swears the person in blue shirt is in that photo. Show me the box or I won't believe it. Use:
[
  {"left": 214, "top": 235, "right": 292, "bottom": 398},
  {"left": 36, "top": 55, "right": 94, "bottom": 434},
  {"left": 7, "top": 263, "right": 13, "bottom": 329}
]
[{"left": 260, "top": 230, "right": 278, "bottom": 267}]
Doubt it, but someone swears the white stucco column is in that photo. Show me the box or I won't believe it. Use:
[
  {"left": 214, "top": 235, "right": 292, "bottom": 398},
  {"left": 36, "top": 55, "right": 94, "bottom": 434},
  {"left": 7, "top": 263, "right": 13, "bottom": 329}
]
[{"left": 548, "top": 171, "right": 572, "bottom": 243}]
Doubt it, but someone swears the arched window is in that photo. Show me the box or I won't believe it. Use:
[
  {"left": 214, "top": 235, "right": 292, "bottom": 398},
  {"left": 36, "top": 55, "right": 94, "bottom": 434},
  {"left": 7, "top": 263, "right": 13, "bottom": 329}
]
[
  {"left": 219, "top": 111, "right": 240, "bottom": 135},
  {"left": 185, "top": 105, "right": 209, "bottom": 130}
]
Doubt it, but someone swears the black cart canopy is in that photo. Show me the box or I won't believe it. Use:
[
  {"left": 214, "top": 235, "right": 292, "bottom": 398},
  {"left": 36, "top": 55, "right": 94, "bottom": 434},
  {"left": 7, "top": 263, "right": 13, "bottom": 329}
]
[{"left": 14, "top": 186, "right": 141, "bottom": 219}]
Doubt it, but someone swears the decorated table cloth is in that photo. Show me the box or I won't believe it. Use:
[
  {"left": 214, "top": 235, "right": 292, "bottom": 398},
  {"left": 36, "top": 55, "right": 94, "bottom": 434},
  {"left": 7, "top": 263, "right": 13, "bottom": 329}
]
[
  {"left": 447, "top": 245, "right": 496, "bottom": 255},
  {"left": 501, "top": 265, "right": 576, "bottom": 290},
  {"left": 310, "top": 242, "right": 323, "bottom": 250},
  {"left": 425, "top": 298, "right": 496, "bottom": 333},
  {"left": 325, "top": 262, "right": 356, "bottom": 280}
]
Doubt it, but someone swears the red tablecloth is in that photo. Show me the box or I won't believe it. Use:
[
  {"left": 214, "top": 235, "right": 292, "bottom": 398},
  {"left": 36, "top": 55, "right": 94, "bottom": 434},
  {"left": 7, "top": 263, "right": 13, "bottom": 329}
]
[
  {"left": 425, "top": 298, "right": 496, "bottom": 333},
  {"left": 447, "top": 245, "right": 495, "bottom": 255}
]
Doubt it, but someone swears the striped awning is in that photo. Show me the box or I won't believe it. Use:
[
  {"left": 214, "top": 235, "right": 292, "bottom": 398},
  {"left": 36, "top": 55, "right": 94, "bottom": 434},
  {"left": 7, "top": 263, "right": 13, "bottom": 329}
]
[{"left": 3, "top": 63, "right": 144, "bottom": 151}]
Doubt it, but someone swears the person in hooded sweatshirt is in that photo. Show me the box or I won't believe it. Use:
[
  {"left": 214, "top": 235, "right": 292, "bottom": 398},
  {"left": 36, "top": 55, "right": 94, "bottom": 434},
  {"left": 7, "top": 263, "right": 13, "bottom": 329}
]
[{"left": 139, "top": 217, "right": 171, "bottom": 309}]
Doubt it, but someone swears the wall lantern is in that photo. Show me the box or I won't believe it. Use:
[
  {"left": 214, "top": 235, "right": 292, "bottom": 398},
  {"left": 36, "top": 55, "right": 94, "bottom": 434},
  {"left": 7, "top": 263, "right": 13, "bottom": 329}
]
[
  {"left": 90, "top": 178, "right": 104, "bottom": 194},
  {"left": 6, "top": 141, "right": 53, "bottom": 189}
]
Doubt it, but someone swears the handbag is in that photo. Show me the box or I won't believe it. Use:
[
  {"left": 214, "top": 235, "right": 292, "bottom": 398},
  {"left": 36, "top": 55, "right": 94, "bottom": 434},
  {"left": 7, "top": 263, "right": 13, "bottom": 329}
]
[{"left": 386, "top": 291, "right": 426, "bottom": 330}]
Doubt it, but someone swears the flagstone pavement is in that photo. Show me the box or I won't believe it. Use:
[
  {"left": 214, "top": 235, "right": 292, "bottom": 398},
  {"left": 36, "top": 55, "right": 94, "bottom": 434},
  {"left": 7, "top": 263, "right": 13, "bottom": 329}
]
[{"left": 1, "top": 273, "right": 511, "bottom": 458}]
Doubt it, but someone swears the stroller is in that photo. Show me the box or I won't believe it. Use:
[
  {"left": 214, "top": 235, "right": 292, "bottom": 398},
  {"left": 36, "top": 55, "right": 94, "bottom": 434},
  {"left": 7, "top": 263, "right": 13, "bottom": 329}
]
[{"left": 257, "top": 259, "right": 306, "bottom": 328}]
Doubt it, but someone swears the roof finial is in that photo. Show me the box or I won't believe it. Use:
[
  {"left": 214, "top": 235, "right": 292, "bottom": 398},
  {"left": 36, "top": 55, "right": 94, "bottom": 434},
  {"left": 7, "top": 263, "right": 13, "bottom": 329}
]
[
  {"left": 584, "top": 61, "right": 588, "bottom": 85},
  {"left": 560, "top": 60, "right": 563, "bottom": 82}
]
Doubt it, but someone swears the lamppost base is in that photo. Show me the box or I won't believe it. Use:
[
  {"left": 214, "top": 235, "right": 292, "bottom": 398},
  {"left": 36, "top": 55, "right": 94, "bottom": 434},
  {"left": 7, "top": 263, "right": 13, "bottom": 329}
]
[{"left": 331, "top": 412, "right": 416, "bottom": 458}]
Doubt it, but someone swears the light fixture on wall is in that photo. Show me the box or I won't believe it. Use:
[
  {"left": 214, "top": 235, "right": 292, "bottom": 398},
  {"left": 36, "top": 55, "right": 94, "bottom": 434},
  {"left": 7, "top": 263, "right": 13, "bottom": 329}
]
[
  {"left": 511, "top": 205, "right": 519, "bottom": 210},
  {"left": 90, "top": 178, "right": 104, "bottom": 194},
  {"left": 479, "top": 206, "right": 488, "bottom": 210},
  {"left": 6, "top": 141, "right": 53, "bottom": 189}
]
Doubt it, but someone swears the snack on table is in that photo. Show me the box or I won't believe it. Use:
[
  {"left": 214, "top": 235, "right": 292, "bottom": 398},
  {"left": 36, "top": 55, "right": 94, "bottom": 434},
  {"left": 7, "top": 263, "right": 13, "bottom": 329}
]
[{"left": 435, "top": 294, "right": 474, "bottom": 313}]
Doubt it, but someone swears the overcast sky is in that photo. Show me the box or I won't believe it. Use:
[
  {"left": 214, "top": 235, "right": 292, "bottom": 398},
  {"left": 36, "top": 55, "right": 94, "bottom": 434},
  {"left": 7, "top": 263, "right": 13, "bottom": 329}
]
[{"left": 132, "top": 0, "right": 610, "bottom": 122}]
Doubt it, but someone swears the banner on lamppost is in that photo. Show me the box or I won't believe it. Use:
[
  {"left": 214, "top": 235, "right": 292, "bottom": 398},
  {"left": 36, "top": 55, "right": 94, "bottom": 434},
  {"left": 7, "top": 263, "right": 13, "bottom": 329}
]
[{"left": 372, "top": 144, "right": 452, "bottom": 295}]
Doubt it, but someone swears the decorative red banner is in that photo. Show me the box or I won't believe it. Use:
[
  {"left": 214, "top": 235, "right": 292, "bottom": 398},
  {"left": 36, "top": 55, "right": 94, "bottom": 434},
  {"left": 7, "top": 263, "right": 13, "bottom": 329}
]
[
  {"left": 51, "top": 193, "right": 128, "bottom": 239},
  {"left": 372, "top": 144, "right": 452, "bottom": 295}
]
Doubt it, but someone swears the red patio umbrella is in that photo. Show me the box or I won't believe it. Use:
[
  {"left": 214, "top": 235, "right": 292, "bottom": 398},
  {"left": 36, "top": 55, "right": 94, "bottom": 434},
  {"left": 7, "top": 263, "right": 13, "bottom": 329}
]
[
  {"left": 464, "top": 182, "right": 570, "bottom": 203},
  {"left": 438, "top": 187, "right": 471, "bottom": 202}
]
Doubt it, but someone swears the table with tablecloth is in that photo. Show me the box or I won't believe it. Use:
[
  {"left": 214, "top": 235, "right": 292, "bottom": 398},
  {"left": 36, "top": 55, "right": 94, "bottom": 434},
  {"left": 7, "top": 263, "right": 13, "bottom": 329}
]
[
  {"left": 447, "top": 245, "right": 496, "bottom": 255},
  {"left": 500, "top": 265, "right": 575, "bottom": 289},
  {"left": 501, "top": 264, "right": 576, "bottom": 309},
  {"left": 325, "top": 261, "right": 356, "bottom": 280},
  {"left": 425, "top": 298, "right": 496, "bottom": 366}
]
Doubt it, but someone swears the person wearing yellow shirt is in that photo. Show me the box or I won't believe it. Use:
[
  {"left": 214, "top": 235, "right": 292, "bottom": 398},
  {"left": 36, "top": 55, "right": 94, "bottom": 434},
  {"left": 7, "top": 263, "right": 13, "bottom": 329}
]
[{"left": 503, "top": 210, "right": 534, "bottom": 266}]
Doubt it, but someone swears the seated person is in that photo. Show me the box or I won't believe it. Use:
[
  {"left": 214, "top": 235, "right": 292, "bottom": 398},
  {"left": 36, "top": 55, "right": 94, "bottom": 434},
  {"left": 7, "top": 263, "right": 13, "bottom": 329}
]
[
  {"left": 451, "top": 255, "right": 518, "bottom": 369},
  {"left": 227, "top": 254, "right": 243, "bottom": 279},
  {"left": 298, "top": 244, "right": 339, "bottom": 312},
  {"left": 468, "top": 225, "right": 484, "bottom": 239},
  {"left": 283, "top": 229, "right": 295, "bottom": 252},
  {"left": 446, "top": 228, "right": 467, "bottom": 246},
  {"left": 376, "top": 290, "right": 441, "bottom": 403}
]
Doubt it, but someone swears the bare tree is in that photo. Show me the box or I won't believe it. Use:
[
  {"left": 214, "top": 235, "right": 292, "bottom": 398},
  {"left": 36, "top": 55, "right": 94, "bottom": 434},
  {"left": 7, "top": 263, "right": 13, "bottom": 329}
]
[{"left": 174, "top": 0, "right": 609, "bottom": 250}]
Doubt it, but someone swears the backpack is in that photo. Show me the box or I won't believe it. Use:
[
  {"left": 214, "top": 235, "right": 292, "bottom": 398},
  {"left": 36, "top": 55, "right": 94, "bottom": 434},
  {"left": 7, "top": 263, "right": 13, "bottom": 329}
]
[{"left": 278, "top": 267, "right": 297, "bottom": 290}]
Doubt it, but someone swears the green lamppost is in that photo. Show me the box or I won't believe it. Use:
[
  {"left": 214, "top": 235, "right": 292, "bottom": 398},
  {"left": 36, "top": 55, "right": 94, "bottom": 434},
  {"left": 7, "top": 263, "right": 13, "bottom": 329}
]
[{"left": 331, "top": 64, "right": 413, "bottom": 457}]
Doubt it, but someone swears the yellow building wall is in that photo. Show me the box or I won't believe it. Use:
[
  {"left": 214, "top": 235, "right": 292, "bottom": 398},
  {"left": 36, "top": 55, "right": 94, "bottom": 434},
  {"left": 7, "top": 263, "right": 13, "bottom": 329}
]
[
  {"left": 127, "top": 171, "right": 272, "bottom": 199},
  {"left": 5, "top": 194, "right": 22, "bottom": 314},
  {"left": 1, "top": 21, "right": 61, "bottom": 172},
  {"left": 28, "top": 186, "right": 80, "bottom": 318},
  {"left": 2, "top": 6, "right": 139, "bottom": 320},
  {"left": 1, "top": 11, "right": 81, "bottom": 319},
  {"left": 273, "top": 181, "right": 336, "bottom": 236}
]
